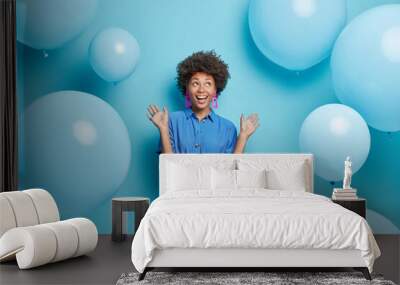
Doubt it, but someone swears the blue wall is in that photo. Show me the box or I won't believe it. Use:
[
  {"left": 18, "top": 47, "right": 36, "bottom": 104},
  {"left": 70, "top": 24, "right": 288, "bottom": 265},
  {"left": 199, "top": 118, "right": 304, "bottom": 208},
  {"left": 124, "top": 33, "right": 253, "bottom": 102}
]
[{"left": 17, "top": 0, "right": 400, "bottom": 234}]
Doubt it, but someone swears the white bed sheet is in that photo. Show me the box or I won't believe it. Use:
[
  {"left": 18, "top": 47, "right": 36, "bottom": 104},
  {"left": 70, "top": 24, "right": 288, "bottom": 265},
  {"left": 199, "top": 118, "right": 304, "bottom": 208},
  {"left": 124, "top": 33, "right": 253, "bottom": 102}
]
[{"left": 131, "top": 189, "right": 380, "bottom": 273}]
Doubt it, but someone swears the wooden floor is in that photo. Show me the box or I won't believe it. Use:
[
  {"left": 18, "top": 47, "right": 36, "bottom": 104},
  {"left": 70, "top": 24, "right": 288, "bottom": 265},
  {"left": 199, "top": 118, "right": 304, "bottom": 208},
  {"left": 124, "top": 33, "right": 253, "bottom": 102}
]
[{"left": 0, "top": 235, "right": 398, "bottom": 285}]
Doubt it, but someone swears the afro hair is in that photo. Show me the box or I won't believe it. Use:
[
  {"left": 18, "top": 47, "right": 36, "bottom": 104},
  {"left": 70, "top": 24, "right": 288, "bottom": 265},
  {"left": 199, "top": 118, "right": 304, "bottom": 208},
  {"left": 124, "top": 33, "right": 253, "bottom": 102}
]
[{"left": 176, "top": 50, "right": 230, "bottom": 95}]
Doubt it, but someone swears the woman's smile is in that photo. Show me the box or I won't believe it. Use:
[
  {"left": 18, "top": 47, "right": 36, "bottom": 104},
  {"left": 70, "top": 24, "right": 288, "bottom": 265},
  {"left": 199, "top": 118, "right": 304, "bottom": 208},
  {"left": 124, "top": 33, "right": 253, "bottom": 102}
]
[{"left": 194, "top": 94, "right": 210, "bottom": 106}]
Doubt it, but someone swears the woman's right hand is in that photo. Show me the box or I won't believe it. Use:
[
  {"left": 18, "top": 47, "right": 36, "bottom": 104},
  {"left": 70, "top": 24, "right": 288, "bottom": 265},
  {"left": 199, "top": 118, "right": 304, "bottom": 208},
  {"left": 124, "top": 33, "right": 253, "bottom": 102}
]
[{"left": 147, "top": 104, "right": 169, "bottom": 130}]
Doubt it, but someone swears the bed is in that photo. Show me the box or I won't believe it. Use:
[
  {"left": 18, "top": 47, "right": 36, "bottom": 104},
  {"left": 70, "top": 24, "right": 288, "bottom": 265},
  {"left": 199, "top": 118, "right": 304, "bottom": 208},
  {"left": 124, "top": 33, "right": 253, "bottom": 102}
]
[{"left": 131, "top": 154, "right": 380, "bottom": 280}]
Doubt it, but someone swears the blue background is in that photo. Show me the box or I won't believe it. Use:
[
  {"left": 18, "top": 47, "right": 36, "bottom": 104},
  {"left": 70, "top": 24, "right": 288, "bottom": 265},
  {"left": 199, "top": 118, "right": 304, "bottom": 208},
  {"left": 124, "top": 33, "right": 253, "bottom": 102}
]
[{"left": 17, "top": 0, "right": 400, "bottom": 234}]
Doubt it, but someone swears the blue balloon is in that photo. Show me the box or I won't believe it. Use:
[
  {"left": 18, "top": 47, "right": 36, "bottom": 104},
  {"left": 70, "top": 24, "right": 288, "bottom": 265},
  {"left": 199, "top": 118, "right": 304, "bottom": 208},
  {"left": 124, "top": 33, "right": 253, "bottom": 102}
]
[
  {"left": 299, "top": 104, "right": 370, "bottom": 182},
  {"left": 248, "top": 0, "right": 346, "bottom": 70},
  {"left": 89, "top": 27, "right": 140, "bottom": 82},
  {"left": 331, "top": 5, "right": 400, "bottom": 132},
  {"left": 23, "top": 91, "right": 131, "bottom": 218},
  {"left": 17, "top": 0, "right": 97, "bottom": 50}
]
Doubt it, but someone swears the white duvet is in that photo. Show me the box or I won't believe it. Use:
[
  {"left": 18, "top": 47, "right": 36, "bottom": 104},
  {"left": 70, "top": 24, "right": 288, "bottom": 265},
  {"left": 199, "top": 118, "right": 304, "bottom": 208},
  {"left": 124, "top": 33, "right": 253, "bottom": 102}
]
[{"left": 131, "top": 189, "right": 380, "bottom": 273}]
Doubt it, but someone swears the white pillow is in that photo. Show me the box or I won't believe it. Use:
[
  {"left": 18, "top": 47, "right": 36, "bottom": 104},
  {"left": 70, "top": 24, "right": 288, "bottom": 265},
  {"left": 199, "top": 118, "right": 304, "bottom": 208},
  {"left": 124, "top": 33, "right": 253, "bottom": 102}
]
[
  {"left": 166, "top": 162, "right": 212, "bottom": 191},
  {"left": 236, "top": 169, "right": 268, "bottom": 189},
  {"left": 237, "top": 159, "right": 307, "bottom": 191},
  {"left": 211, "top": 168, "right": 236, "bottom": 190},
  {"left": 266, "top": 164, "right": 306, "bottom": 191},
  {"left": 211, "top": 168, "right": 268, "bottom": 190}
]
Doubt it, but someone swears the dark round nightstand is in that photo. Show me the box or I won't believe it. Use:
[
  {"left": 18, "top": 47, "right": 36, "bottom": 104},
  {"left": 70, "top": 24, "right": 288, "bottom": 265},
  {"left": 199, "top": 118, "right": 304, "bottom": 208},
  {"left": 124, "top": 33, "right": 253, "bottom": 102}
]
[
  {"left": 332, "top": 198, "right": 366, "bottom": 218},
  {"left": 112, "top": 197, "right": 150, "bottom": 242}
]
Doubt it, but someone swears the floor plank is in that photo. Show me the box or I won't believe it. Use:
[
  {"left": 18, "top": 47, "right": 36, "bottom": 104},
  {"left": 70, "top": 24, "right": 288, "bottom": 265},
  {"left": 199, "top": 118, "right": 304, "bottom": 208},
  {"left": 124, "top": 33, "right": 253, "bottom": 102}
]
[{"left": 374, "top": 234, "right": 400, "bottom": 284}]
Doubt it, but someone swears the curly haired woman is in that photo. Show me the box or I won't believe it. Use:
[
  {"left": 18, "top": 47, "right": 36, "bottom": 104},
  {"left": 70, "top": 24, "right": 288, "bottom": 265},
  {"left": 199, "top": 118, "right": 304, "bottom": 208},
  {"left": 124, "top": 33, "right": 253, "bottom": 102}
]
[{"left": 147, "top": 50, "right": 259, "bottom": 154}]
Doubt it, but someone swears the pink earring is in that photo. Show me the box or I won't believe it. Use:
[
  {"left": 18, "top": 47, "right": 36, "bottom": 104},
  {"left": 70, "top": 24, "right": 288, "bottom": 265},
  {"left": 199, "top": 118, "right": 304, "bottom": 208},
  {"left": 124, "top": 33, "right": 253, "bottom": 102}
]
[
  {"left": 185, "top": 92, "right": 192, "bottom": 108},
  {"left": 212, "top": 96, "right": 218, "bottom": 109}
]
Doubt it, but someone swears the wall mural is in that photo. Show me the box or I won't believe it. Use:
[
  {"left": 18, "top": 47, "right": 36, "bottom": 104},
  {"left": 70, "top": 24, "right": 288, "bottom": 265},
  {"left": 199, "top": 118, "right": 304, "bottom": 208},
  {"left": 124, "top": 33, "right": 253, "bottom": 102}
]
[
  {"left": 24, "top": 91, "right": 131, "bottom": 218},
  {"left": 17, "top": 0, "right": 400, "bottom": 234}
]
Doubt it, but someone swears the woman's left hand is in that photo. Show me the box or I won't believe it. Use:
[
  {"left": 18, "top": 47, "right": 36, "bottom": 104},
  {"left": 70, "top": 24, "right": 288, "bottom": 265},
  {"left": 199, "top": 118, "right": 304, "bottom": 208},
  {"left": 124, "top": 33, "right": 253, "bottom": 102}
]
[{"left": 239, "top": 113, "right": 259, "bottom": 139}]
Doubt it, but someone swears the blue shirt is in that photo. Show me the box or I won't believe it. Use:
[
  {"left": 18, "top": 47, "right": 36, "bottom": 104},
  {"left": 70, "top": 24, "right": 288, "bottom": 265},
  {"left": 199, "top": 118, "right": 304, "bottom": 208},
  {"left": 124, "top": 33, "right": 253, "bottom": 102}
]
[{"left": 159, "top": 109, "right": 237, "bottom": 153}]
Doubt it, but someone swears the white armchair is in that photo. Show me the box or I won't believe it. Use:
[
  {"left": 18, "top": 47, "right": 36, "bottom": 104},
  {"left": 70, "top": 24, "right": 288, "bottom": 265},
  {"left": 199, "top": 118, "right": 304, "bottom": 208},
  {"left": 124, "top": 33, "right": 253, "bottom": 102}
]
[{"left": 0, "top": 189, "right": 98, "bottom": 269}]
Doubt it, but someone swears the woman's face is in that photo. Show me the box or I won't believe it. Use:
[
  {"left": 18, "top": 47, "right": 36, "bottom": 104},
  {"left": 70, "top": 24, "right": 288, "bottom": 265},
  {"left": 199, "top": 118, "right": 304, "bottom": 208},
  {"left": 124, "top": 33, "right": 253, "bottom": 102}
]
[{"left": 187, "top": 72, "right": 217, "bottom": 111}]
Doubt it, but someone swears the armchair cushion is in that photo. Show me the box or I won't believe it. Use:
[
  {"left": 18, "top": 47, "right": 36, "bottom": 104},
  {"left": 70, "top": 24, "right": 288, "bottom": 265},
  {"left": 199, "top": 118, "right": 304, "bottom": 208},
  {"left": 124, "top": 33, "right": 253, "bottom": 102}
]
[
  {"left": 0, "top": 189, "right": 98, "bottom": 269},
  {"left": 0, "top": 218, "right": 97, "bottom": 269}
]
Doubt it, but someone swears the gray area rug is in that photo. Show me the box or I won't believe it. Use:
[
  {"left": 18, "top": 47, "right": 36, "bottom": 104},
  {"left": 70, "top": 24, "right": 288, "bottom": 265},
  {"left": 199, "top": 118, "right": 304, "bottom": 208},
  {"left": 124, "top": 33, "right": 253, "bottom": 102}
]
[{"left": 116, "top": 271, "right": 396, "bottom": 285}]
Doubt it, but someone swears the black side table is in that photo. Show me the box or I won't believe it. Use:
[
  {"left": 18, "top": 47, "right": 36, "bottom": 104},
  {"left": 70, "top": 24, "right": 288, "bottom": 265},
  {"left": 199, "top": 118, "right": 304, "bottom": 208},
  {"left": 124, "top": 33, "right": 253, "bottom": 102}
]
[
  {"left": 332, "top": 198, "right": 366, "bottom": 218},
  {"left": 112, "top": 197, "right": 150, "bottom": 242}
]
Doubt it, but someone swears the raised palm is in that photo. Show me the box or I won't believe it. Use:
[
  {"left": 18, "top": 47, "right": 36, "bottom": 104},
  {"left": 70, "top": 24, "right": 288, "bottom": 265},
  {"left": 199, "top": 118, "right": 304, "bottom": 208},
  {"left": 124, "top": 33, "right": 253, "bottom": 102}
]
[
  {"left": 240, "top": 113, "right": 259, "bottom": 138},
  {"left": 147, "top": 104, "right": 169, "bottom": 130}
]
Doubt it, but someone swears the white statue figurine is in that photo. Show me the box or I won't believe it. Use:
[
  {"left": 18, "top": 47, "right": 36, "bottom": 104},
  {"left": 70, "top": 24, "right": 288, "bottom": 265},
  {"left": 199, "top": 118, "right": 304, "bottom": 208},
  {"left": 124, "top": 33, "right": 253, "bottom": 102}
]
[{"left": 342, "top": 156, "right": 352, "bottom": 189}]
